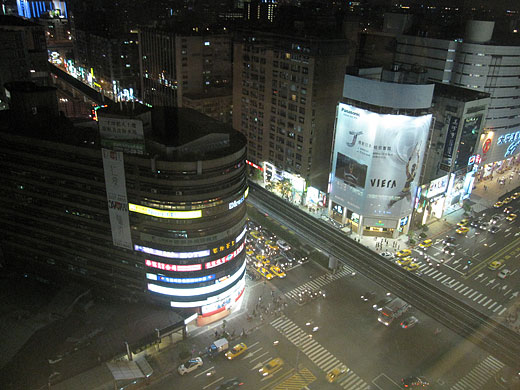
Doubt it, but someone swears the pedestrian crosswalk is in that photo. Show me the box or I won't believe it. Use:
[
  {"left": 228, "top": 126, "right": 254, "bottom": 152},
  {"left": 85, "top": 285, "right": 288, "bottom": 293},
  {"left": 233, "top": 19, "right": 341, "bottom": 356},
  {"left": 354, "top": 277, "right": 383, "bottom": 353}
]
[
  {"left": 450, "top": 355, "right": 503, "bottom": 390},
  {"left": 417, "top": 265, "right": 509, "bottom": 316},
  {"left": 284, "top": 266, "right": 356, "bottom": 303},
  {"left": 271, "top": 315, "right": 370, "bottom": 390}
]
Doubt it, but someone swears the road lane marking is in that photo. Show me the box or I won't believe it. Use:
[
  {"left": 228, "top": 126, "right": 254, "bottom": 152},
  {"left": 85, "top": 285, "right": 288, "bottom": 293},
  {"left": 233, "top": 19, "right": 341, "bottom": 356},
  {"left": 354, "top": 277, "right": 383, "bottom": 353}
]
[
  {"left": 195, "top": 366, "right": 215, "bottom": 378},
  {"left": 489, "top": 242, "right": 497, "bottom": 247},
  {"left": 203, "top": 377, "right": 224, "bottom": 389},
  {"left": 250, "top": 352, "right": 270, "bottom": 363}
]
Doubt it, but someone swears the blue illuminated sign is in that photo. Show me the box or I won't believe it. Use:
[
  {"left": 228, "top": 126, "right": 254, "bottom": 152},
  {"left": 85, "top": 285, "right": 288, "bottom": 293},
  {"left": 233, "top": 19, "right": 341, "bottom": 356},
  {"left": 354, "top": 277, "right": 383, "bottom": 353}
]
[
  {"left": 148, "top": 273, "right": 216, "bottom": 284},
  {"left": 498, "top": 131, "right": 520, "bottom": 158}
]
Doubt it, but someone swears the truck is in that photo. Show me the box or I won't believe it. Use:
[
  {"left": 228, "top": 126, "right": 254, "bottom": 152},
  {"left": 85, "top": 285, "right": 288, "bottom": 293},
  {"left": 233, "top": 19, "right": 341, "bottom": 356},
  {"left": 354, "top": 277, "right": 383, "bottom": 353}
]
[
  {"left": 377, "top": 298, "right": 410, "bottom": 326},
  {"left": 207, "top": 338, "right": 229, "bottom": 356}
]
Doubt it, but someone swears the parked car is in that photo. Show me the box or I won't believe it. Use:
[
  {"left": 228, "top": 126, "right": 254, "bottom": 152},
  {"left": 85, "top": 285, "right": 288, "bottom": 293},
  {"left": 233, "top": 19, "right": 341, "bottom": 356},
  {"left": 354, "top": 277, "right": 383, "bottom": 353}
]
[{"left": 498, "top": 269, "right": 512, "bottom": 279}]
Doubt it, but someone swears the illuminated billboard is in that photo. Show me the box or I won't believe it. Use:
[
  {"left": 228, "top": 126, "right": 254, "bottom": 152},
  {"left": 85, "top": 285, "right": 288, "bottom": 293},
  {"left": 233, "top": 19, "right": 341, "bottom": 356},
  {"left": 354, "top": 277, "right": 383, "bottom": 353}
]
[
  {"left": 330, "top": 103, "right": 431, "bottom": 217},
  {"left": 129, "top": 203, "right": 202, "bottom": 219}
]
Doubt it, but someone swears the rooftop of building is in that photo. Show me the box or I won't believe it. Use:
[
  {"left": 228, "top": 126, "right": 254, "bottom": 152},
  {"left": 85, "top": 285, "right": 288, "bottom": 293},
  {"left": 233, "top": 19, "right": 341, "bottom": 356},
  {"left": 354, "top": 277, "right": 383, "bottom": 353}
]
[
  {"left": 0, "top": 14, "right": 41, "bottom": 28},
  {"left": 0, "top": 97, "right": 245, "bottom": 162},
  {"left": 433, "top": 82, "right": 491, "bottom": 102}
]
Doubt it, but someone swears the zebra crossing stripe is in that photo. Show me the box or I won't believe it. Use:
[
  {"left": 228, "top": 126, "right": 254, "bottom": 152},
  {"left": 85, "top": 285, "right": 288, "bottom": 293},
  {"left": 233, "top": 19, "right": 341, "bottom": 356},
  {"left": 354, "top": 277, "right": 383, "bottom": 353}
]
[
  {"left": 319, "top": 355, "right": 337, "bottom": 369},
  {"left": 478, "top": 296, "right": 488, "bottom": 304},
  {"left": 499, "top": 307, "right": 507, "bottom": 315},
  {"left": 488, "top": 302, "right": 497, "bottom": 310},
  {"left": 458, "top": 286, "right": 468, "bottom": 293},
  {"left": 473, "top": 293, "right": 482, "bottom": 301},
  {"left": 468, "top": 291, "right": 479, "bottom": 299},
  {"left": 449, "top": 355, "right": 505, "bottom": 390},
  {"left": 435, "top": 273, "right": 447, "bottom": 281},
  {"left": 483, "top": 298, "right": 493, "bottom": 307},
  {"left": 463, "top": 288, "right": 473, "bottom": 296}
]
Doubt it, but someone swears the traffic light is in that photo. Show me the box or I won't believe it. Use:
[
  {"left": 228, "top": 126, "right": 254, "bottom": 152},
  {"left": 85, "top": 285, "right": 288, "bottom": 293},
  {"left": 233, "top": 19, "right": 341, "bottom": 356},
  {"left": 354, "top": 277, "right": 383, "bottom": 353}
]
[{"left": 467, "top": 260, "right": 472, "bottom": 265}]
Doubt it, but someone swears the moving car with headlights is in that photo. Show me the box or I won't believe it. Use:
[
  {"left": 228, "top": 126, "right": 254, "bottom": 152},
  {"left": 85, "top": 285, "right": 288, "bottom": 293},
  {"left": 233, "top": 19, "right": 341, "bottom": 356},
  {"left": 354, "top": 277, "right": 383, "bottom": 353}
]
[
  {"left": 395, "top": 249, "right": 412, "bottom": 258},
  {"left": 404, "top": 263, "right": 420, "bottom": 272},
  {"left": 488, "top": 260, "right": 504, "bottom": 270},
  {"left": 503, "top": 197, "right": 512, "bottom": 204},
  {"left": 178, "top": 357, "right": 203, "bottom": 375},
  {"left": 506, "top": 213, "right": 517, "bottom": 222},
  {"left": 397, "top": 256, "right": 412, "bottom": 267},
  {"left": 276, "top": 239, "right": 291, "bottom": 251},
  {"left": 249, "top": 230, "right": 263, "bottom": 240},
  {"left": 225, "top": 343, "right": 248, "bottom": 360},
  {"left": 457, "top": 219, "right": 469, "bottom": 227},
  {"left": 455, "top": 226, "right": 469, "bottom": 235},
  {"left": 504, "top": 206, "right": 513, "bottom": 214},
  {"left": 494, "top": 201, "right": 504, "bottom": 208},
  {"left": 259, "top": 358, "right": 284, "bottom": 376},
  {"left": 326, "top": 365, "right": 348, "bottom": 383},
  {"left": 373, "top": 297, "right": 393, "bottom": 311},
  {"left": 442, "top": 236, "right": 456, "bottom": 246},
  {"left": 418, "top": 239, "right": 432, "bottom": 248},
  {"left": 512, "top": 192, "right": 520, "bottom": 200},
  {"left": 361, "top": 291, "right": 376, "bottom": 302},
  {"left": 378, "top": 298, "right": 410, "bottom": 326},
  {"left": 257, "top": 267, "right": 274, "bottom": 280},
  {"left": 270, "top": 265, "right": 286, "bottom": 278}
]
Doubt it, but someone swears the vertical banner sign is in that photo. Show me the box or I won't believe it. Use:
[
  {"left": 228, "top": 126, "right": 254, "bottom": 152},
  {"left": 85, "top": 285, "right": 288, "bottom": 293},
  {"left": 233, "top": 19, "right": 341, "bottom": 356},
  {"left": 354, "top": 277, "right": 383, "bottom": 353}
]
[
  {"left": 443, "top": 115, "right": 460, "bottom": 163},
  {"left": 102, "top": 148, "right": 133, "bottom": 250}
]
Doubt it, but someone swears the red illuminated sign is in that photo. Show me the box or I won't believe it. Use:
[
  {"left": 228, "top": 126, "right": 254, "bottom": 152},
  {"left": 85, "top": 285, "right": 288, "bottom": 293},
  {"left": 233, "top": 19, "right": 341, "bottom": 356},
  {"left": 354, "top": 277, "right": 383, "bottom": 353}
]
[
  {"left": 482, "top": 138, "right": 491, "bottom": 154},
  {"left": 145, "top": 260, "right": 202, "bottom": 272},
  {"left": 246, "top": 160, "right": 263, "bottom": 171},
  {"left": 205, "top": 243, "right": 245, "bottom": 269}
]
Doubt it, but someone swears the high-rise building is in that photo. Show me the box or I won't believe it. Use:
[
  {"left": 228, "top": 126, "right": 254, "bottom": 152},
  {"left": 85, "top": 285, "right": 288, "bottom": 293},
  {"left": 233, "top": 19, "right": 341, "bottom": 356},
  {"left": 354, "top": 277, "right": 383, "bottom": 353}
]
[
  {"left": 394, "top": 20, "right": 520, "bottom": 173},
  {"left": 232, "top": 29, "right": 351, "bottom": 192},
  {"left": 0, "top": 15, "right": 48, "bottom": 106},
  {"left": 328, "top": 71, "right": 434, "bottom": 237},
  {"left": 139, "top": 28, "right": 233, "bottom": 122},
  {"left": 0, "top": 83, "right": 248, "bottom": 324}
]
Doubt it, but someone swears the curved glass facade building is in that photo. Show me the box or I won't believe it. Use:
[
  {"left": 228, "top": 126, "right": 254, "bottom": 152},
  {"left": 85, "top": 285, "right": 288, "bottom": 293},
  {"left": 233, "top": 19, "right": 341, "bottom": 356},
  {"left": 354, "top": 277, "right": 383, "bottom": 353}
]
[{"left": 0, "top": 89, "right": 247, "bottom": 323}]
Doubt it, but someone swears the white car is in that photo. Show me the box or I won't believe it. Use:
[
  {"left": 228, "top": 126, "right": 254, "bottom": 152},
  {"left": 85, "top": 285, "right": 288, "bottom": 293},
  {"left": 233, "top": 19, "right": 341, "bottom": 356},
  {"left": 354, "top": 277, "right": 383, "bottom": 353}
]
[
  {"left": 498, "top": 269, "right": 512, "bottom": 279},
  {"left": 178, "top": 357, "right": 203, "bottom": 375},
  {"left": 276, "top": 239, "right": 291, "bottom": 251},
  {"left": 380, "top": 252, "right": 393, "bottom": 258}
]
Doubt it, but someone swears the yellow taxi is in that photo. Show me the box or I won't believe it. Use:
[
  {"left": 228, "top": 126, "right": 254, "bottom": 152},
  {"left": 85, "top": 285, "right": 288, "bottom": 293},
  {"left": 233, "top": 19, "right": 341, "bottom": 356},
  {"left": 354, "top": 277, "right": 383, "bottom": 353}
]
[
  {"left": 397, "top": 256, "right": 413, "bottom": 267},
  {"left": 512, "top": 192, "right": 520, "bottom": 199},
  {"left": 225, "top": 343, "right": 248, "bottom": 360},
  {"left": 259, "top": 358, "right": 284, "bottom": 376},
  {"left": 256, "top": 267, "right": 274, "bottom": 280},
  {"left": 265, "top": 240, "right": 279, "bottom": 251},
  {"left": 488, "top": 260, "right": 504, "bottom": 270},
  {"left": 270, "top": 265, "right": 286, "bottom": 278},
  {"left": 456, "top": 226, "right": 470, "bottom": 235},
  {"left": 506, "top": 213, "right": 517, "bottom": 222},
  {"left": 418, "top": 239, "right": 433, "bottom": 248},
  {"left": 250, "top": 230, "right": 263, "bottom": 240},
  {"left": 246, "top": 247, "right": 255, "bottom": 256},
  {"left": 256, "top": 254, "right": 268, "bottom": 265},
  {"left": 457, "top": 219, "right": 470, "bottom": 227},
  {"left": 326, "top": 365, "right": 348, "bottom": 383},
  {"left": 503, "top": 197, "right": 512, "bottom": 204},
  {"left": 494, "top": 201, "right": 504, "bottom": 208},
  {"left": 395, "top": 249, "right": 412, "bottom": 258},
  {"left": 404, "top": 263, "right": 420, "bottom": 272}
]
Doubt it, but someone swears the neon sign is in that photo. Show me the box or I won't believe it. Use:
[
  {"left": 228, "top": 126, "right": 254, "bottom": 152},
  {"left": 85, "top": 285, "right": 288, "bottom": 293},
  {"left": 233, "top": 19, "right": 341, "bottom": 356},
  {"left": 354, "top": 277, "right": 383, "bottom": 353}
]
[
  {"left": 228, "top": 188, "right": 249, "bottom": 210},
  {"left": 211, "top": 227, "right": 246, "bottom": 255},
  {"left": 205, "top": 243, "right": 245, "bottom": 269},
  {"left": 129, "top": 203, "right": 202, "bottom": 219},
  {"left": 497, "top": 131, "right": 520, "bottom": 158},
  {"left": 146, "top": 273, "right": 215, "bottom": 284},
  {"left": 135, "top": 244, "right": 210, "bottom": 259},
  {"left": 145, "top": 260, "right": 202, "bottom": 272},
  {"left": 246, "top": 160, "right": 263, "bottom": 171}
]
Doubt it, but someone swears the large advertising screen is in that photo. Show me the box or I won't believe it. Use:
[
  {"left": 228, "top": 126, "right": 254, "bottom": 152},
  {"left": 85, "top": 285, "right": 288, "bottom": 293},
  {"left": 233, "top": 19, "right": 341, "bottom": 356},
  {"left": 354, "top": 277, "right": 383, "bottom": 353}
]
[{"left": 330, "top": 103, "right": 431, "bottom": 217}]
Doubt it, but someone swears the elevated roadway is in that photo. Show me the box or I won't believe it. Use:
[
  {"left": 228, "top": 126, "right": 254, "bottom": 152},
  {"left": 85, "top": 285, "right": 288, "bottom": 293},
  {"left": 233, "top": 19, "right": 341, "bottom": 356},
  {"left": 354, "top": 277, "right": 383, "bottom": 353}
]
[{"left": 249, "top": 181, "right": 520, "bottom": 370}]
